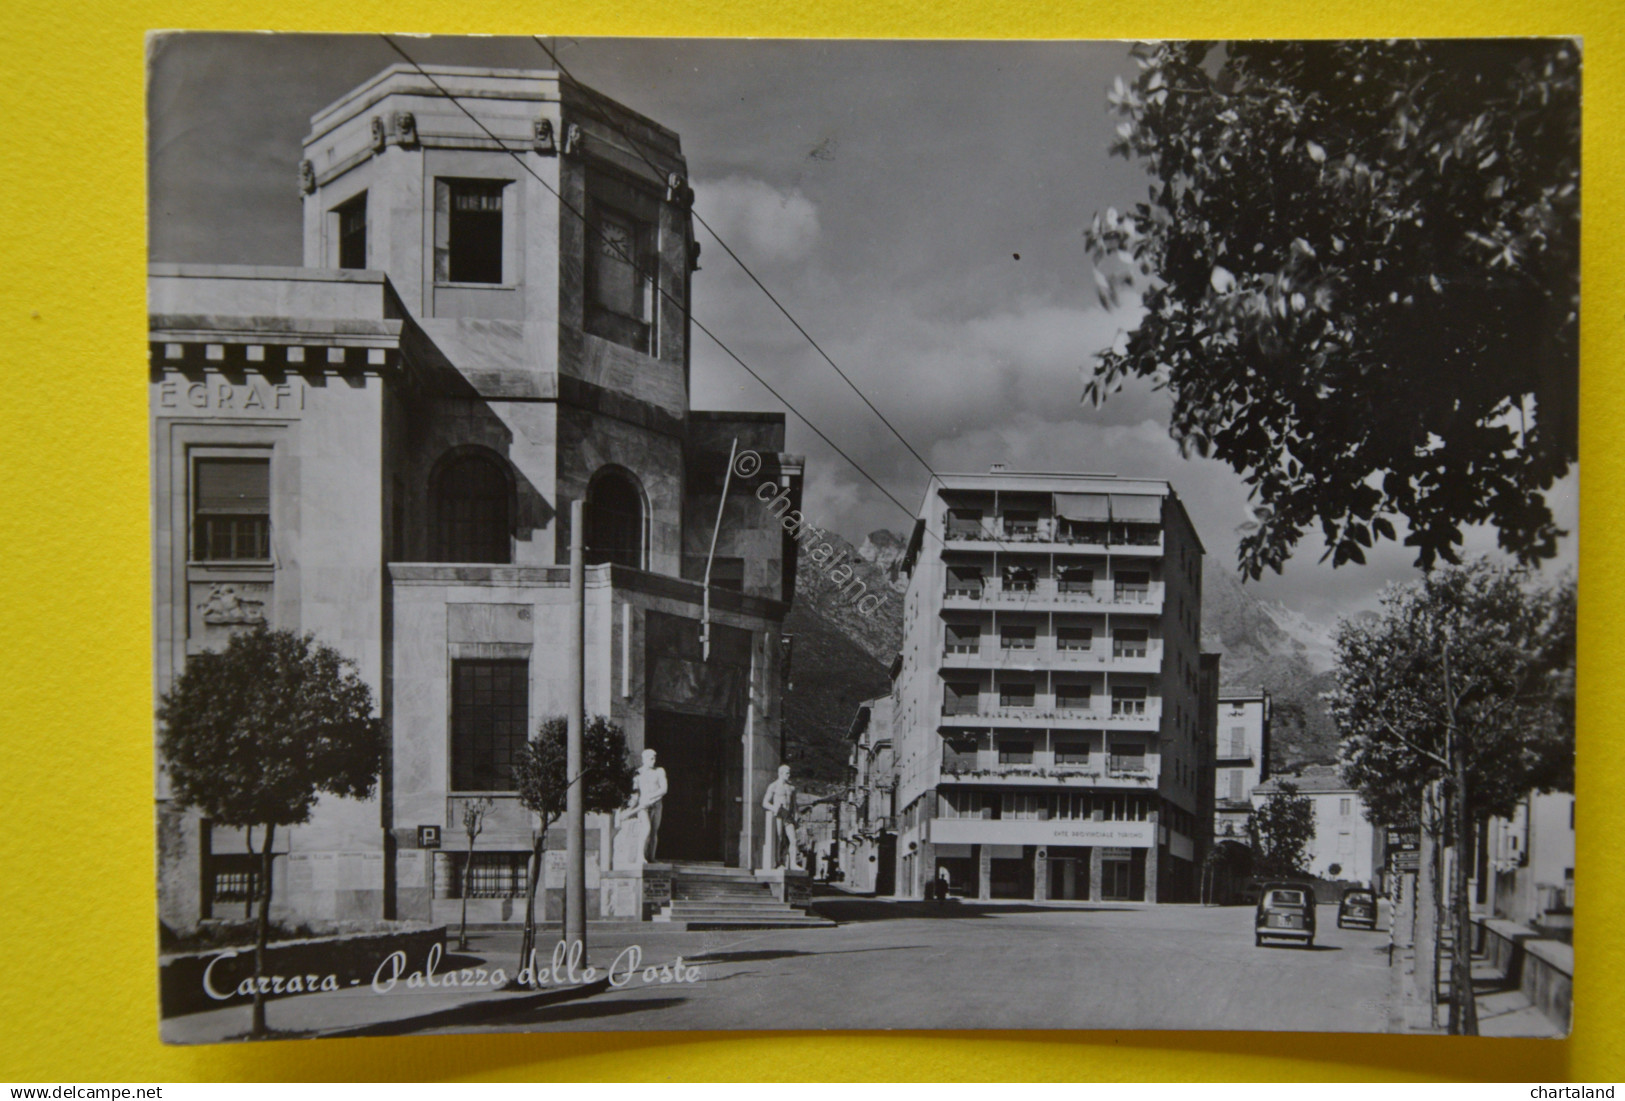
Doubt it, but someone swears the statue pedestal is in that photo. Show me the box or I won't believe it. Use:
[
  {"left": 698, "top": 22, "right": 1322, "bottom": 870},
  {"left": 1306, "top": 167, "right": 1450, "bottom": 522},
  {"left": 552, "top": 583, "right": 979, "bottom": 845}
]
[
  {"left": 760, "top": 867, "right": 813, "bottom": 910},
  {"left": 601, "top": 862, "right": 672, "bottom": 921}
]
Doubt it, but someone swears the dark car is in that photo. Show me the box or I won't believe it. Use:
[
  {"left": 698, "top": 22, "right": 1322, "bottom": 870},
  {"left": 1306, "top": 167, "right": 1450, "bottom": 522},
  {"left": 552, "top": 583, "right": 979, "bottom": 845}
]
[
  {"left": 1255, "top": 882, "right": 1317, "bottom": 947},
  {"left": 1337, "top": 887, "right": 1378, "bottom": 930}
]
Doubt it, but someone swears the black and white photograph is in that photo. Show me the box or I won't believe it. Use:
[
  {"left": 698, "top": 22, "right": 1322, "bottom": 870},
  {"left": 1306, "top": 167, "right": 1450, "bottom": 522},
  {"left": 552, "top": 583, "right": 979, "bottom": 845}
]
[{"left": 147, "top": 33, "right": 1579, "bottom": 1043}]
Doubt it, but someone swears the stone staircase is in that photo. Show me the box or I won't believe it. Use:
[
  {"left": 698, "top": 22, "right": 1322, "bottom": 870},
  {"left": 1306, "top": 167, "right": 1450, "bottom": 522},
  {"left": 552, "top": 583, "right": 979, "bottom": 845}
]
[{"left": 657, "top": 863, "right": 834, "bottom": 929}]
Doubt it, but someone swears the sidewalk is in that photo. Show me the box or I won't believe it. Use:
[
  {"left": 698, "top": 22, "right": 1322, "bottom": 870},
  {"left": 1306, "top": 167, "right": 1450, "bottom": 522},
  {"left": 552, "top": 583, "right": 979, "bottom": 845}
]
[{"left": 1387, "top": 940, "right": 1565, "bottom": 1038}]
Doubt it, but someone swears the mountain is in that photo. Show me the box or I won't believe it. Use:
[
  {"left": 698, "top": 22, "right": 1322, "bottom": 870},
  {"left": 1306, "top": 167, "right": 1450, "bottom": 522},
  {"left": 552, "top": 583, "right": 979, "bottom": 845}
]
[
  {"left": 1200, "top": 557, "right": 1342, "bottom": 772},
  {"left": 794, "top": 529, "right": 906, "bottom": 666},
  {"left": 780, "top": 530, "right": 906, "bottom": 791}
]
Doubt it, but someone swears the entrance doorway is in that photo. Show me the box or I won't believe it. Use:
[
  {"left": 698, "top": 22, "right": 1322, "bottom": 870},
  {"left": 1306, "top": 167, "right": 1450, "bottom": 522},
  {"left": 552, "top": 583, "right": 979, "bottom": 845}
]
[
  {"left": 644, "top": 711, "right": 729, "bottom": 863},
  {"left": 1049, "top": 847, "right": 1089, "bottom": 900},
  {"left": 1101, "top": 847, "right": 1135, "bottom": 900}
]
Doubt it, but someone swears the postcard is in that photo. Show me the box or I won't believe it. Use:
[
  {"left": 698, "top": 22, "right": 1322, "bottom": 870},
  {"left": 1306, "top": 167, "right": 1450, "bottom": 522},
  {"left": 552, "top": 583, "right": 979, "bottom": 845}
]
[{"left": 148, "top": 33, "right": 1578, "bottom": 1041}]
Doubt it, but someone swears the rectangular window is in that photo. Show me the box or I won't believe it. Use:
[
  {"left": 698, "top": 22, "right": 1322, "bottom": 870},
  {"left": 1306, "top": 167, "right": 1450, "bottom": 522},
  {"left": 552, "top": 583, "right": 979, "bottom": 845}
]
[
  {"left": 1055, "top": 684, "right": 1092, "bottom": 710},
  {"left": 1057, "top": 566, "right": 1094, "bottom": 594},
  {"left": 451, "top": 659, "right": 529, "bottom": 791},
  {"left": 998, "top": 740, "right": 1034, "bottom": 766},
  {"left": 443, "top": 179, "right": 506, "bottom": 284},
  {"left": 193, "top": 456, "right": 270, "bottom": 561},
  {"left": 449, "top": 851, "right": 531, "bottom": 899},
  {"left": 1000, "top": 625, "right": 1036, "bottom": 650},
  {"left": 336, "top": 192, "right": 367, "bottom": 270},
  {"left": 1109, "top": 742, "right": 1147, "bottom": 773},
  {"left": 1002, "top": 509, "right": 1039, "bottom": 536},
  {"left": 946, "top": 565, "right": 984, "bottom": 596},
  {"left": 1229, "top": 769, "right": 1244, "bottom": 801},
  {"left": 942, "top": 740, "right": 979, "bottom": 773},
  {"left": 1054, "top": 741, "right": 1092, "bottom": 765},
  {"left": 1114, "top": 571, "right": 1151, "bottom": 603},
  {"left": 585, "top": 174, "right": 660, "bottom": 354},
  {"left": 945, "top": 623, "right": 980, "bottom": 653},
  {"left": 1113, "top": 627, "right": 1150, "bottom": 659},
  {"left": 1228, "top": 725, "right": 1248, "bottom": 757},
  {"left": 1001, "top": 792, "right": 1041, "bottom": 818},
  {"left": 1002, "top": 565, "right": 1036, "bottom": 592},
  {"left": 999, "top": 682, "right": 1035, "bottom": 709},
  {"left": 206, "top": 854, "right": 263, "bottom": 912},
  {"left": 1057, "top": 626, "right": 1094, "bottom": 651},
  {"left": 1111, "top": 685, "right": 1148, "bottom": 716},
  {"left": 943, "top": 682, "right": 980, "bottom": 716},
  {"left": 1339, "top": 797, "right": 1352, "bottom": 817},
  {"left": 946, "top": 508, "right": 984, "bottom": 539}
]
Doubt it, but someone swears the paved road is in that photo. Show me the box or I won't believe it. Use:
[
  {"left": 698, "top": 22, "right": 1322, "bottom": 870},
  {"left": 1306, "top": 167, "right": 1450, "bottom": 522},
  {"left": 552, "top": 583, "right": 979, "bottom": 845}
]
[{"left": 428, "top": 898, "right": 1396, "bottom": 1034}]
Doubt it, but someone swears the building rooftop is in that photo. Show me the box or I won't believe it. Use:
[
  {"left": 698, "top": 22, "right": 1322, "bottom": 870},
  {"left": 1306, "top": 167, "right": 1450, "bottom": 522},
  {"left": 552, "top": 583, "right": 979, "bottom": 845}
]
[{"left": 1254, "top": 764, "right": 1353, "bottom": 796}]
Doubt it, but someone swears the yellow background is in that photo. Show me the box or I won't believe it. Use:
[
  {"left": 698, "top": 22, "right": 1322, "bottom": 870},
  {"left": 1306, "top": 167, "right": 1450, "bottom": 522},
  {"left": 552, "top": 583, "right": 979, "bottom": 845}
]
[{"left": 1, "top": 0, "right": 1618, "bottom": 1082}]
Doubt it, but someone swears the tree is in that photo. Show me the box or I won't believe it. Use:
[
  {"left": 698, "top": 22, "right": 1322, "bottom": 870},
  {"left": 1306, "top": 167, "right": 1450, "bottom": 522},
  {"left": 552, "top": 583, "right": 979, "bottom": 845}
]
[
  {"left": 1328, "top": 559, "right": 1574, "bottom": 1033},
  {"left": 456, "top": 797, "right": 495, "bottom": 952},
  {"left": 157, "top": 626, "right": 383, "bottom": 1037},
  {"left": 1248, "top": 782, "right": 1316, "bottom": 878},
  {"left": 511, "top": 715, "right": 635, "bottom": 983},
  {"left": 1084, "top": 40, "right": 1579, "bottom": 579}
]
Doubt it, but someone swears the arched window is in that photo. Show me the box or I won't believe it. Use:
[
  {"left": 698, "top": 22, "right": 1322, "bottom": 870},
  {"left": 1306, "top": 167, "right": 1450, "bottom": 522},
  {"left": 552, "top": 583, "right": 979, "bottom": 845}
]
[
  {"left": 584, "top": 468, "right": 646, "bottom": 569},
  {"left": 432, "top": 451, "right": 510, "bottom": 563}
]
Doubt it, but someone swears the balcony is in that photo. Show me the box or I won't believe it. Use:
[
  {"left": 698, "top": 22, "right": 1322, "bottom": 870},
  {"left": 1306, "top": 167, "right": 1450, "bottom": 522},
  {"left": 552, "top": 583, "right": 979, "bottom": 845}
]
[
  {"left": 939, "top": 640, "right": 1163, "bottom": 674},
  {"left": 937, "top": 751, "right": 1161, "bottom": 787},
  {"left": 942, "top": 519, "right": 1163, "bottom": 552},
  {"left": 940, "top": 579, "right": 1165, "bottom": 612},
  {"left": 938, "top": 701, "right": 1163, "bottom": 729}
]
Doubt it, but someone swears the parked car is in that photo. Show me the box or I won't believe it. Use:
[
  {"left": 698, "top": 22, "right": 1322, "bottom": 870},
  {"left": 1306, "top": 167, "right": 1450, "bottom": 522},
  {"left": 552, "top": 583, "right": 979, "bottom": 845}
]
[
  {"left": 1255, "top": 882, "right": 1317, "bottom": 947},
  {"left": 1337, "top": 887, "right": 1378, "bottom": 930}
]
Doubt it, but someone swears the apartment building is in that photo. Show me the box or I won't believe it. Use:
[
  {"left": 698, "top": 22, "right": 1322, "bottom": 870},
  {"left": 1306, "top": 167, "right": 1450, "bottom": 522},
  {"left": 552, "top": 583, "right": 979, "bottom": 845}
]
[{"left": 891, "top": 471, "right": 1211, "bottom": 903}]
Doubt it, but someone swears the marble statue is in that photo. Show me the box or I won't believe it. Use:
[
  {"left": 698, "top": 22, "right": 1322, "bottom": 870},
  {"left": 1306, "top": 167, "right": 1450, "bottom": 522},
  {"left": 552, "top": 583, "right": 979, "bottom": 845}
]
[
  {"left": 761, "top": 764, "right": 798, "bottom": 871},
  {"left": 613, "top": 748, "right": 668, "bottom": 869}
]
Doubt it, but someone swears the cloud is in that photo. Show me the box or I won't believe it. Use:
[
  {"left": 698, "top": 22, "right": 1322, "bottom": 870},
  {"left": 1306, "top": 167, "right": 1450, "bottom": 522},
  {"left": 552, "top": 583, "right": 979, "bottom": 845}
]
[{"left": 693, "top": 176, "right": 821, "bottom": 264}]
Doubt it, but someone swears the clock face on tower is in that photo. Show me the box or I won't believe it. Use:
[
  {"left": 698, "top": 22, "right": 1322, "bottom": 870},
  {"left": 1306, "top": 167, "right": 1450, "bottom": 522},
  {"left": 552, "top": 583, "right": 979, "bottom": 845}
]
[{"left": 599, "top": 219, "right": 632, "bottom": 261}]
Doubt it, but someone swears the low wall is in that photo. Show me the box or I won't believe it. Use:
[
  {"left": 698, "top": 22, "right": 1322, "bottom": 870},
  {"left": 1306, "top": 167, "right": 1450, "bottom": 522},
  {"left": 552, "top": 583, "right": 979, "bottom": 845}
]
[
  {"left": 1476, "top": 916, "right": 1573, "bottom": 1033},
  {"left": 160, "top": 922, "right": 445, "bottom": 1018}
]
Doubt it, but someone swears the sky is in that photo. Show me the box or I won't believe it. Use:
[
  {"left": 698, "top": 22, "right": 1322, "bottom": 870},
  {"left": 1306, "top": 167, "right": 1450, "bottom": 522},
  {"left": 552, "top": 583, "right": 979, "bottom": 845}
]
[{"left": 147, "top": 33, "right": 1578, "bottom": 627}]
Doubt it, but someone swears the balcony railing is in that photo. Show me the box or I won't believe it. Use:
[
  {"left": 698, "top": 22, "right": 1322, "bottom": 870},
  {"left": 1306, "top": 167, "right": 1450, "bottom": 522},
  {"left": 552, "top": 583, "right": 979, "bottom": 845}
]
[
  {"left": 940, "top": 703, "right": 1163, "bottom": 725},
  {"left": 943, "top": 520, "right": 1163, "bottom": 548},
  {"left": 942, "top": 580, "right": 1166, "bottom": 606},
  {"left": 940, "top": 640, "right": 1164, "bottom": 666},
  {"left": 938, "top": 754, "right": 1161, "bottom": 784}
]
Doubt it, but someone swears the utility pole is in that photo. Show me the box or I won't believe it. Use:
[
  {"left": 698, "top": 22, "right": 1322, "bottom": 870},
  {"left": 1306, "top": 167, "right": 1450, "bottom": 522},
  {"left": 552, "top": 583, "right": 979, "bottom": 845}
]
[{"left": 564, "top": 499, "right": 587, "bottom": 954}]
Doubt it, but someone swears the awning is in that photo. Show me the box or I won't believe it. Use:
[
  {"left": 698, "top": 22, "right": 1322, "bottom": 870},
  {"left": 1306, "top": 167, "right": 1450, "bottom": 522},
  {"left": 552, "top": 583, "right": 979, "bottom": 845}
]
[
  {"left": 1054, "top": 492, "right": 1110, "bottom": 522},
  {"left": 1109, "top": 494, "right": 1163, "bottom": 523}
]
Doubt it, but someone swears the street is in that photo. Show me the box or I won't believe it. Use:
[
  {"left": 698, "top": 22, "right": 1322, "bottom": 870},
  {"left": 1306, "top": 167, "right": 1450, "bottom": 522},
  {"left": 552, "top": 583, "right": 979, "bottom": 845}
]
[{"left": 425, "top": 898, "right": 1396, "bottom": 1035}]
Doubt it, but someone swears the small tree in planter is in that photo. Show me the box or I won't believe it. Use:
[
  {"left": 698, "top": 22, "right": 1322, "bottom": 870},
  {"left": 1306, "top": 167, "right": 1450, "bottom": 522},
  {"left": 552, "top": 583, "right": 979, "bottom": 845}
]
[
  {"left": 158, "top": 626, "right": 383, "bottom": 1037},
  {"left": 511, "top": 715, "right": 635, "bottom": 983},
  {"left": 456, "top": 797, "right": 495, "bottom": 952}
]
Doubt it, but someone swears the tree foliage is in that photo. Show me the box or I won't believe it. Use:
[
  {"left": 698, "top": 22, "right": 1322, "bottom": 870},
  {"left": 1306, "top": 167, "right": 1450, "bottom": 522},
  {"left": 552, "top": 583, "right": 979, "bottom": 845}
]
[
  {"left": 512, "top": 715, "right": 636, "bottom": 981},
  {"left": 1248, "top": 782, "right": 1316, "bottom": 877},
  {"left": 157, "top": 625, "right": 383, "bottom": 1035},
  {"left": 513, "top": 715, "right": 637, "bottom": 830},
  {"left": 1329, "top": 558, "right": 1574, "bottom": 827},
  {"left": 1085, "top": 40, "right": 1579, "bottom": 579},
  {"left": 158, "top": 626, "right": 384, "bottom": 829}
]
